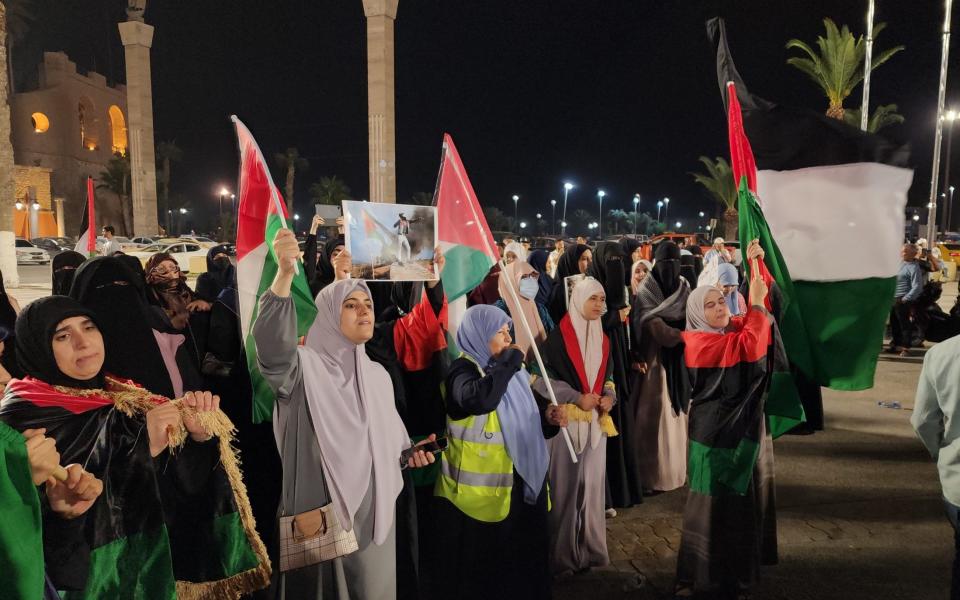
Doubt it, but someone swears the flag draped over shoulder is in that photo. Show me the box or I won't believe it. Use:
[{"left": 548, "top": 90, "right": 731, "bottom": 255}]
[
  {"left": 0, "top": 376, "right": 271, "bottom": 599},
  {"left": 0, "top": 421, "right": 44, "bottom": 599},
  {"left": 233, "top": 116, "right": 318, "bottom": 423},
  {"left": 435, "top": 134, "right": 500, "bottom": 301},
  {"left": 709, "top": 18, "right": 913, "bottom": 391}
]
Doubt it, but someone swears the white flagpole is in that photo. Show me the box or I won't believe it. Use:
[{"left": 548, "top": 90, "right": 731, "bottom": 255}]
[
  {"left": 928, "top": 0, "right": 955, "bottom": 243},
  {"left": 499, "top": 259, "right": 578, "bottom": 464},
  {"left": 860, "top": 0, "right": 876, "bottom": 132}
]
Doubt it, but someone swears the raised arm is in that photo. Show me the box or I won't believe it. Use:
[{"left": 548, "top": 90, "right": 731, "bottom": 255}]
[{"left": 446, "top": 350, "right": 523, "bottom": 420}]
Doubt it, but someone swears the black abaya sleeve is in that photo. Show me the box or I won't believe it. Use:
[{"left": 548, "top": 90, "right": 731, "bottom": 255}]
[
  {"left": 445, "top": 351, "right": 523, "bottom": 420},
  {"left": 303, "top": 234, "right": 319, "bottom": 284}
]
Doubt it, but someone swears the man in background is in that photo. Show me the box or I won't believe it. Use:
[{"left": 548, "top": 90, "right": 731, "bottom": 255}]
[
  {"left": 890, "top": 243, "right": 924, "bottom": 356},
  {"left": 100, "top": 226, "right": 121, "bottom": 256}
]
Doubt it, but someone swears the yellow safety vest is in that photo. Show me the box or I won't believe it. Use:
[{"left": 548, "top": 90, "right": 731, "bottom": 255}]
[{"left": 435, "top": 356, "right": 515, "bottom": 523}]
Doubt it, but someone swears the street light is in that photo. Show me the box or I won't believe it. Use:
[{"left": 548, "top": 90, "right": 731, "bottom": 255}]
[
  {"left": 675, "top": 221, "right": 682, "bottom": 229},
  {"left": 940, "top": 110, "right": 958, "bottom": 236},
  {"left": 950, "top": 185, "right": 957, "bottom": 232},
  {"left": 14, "top": 201, "right": 23, "bottom": 211},
  {"left": 520, "top": 221, "right": 527, "bottom": 231},
  {"left": 633, "top": 194, "right": 640, "bottom": 235},
  {"left": 218, "top": 187, "right": 230, "bottom": 241},
  {"left": 597, "top": 189, "right": 605, "bottom": 239},
  {"left": 663, "top": 197, "right": 671, "bottom": 224},
  {"left": 656, "top": 200, "right": 663, "bottom": 222},
  {"left": 550, "top": 199, "right": 557, "bottom": 235},
  {"left": 512, "top": 194, "right": 520, "bottom": 234},
  {"left": 562, "top": 183, "right": 573, "bottom": 236},
  {"left": 698, "top": 211, "right": 705, "bottom": 218}
]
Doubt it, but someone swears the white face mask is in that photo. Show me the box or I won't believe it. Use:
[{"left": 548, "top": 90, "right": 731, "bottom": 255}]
[{"left": 518, "top": 277, "right": 539, "bottom": 300}]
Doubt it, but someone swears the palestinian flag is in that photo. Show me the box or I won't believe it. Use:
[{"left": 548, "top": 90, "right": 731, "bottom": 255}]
[
  {"left": 434, "top": 134, "right": 500, "bottom": 301},
  {"left": 73, "top": 177, "right": 97, "bottom": 256},
  {"left": 233, "top": 116, "right": 318, "bottom": 423},
  {"left": 0, "top": 421, "right": 44, "bottom": 599},
  {"left": 710, "top": 18, "right": 912, "bottom": 390},
  {"left": 0, "top": 376, "right": 270, "bottom": 598},
  {"left": 358, "top": 205, "right": 396, "bottom": 261}
]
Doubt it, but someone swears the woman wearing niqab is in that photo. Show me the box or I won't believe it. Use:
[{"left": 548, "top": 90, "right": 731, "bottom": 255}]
[{"left": 630, "top": 241, "right": 690, "bottom": 492}]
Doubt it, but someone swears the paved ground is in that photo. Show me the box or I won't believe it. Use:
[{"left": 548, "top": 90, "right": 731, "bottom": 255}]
[{"left": 554, "top": 287, "right": 957, "bottom": 600}]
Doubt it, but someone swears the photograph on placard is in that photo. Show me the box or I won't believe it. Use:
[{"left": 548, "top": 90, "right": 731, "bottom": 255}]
[{"left": 342, "top": 201, "right": 438, "bottom": 281}]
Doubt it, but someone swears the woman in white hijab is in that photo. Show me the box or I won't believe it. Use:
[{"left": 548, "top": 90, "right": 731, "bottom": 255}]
[
  {"left": 253, "top": 229, "right": 436, "bottom": 599},
  {"left": 531, "top": 276, "right": 616, "bottom": 574}
]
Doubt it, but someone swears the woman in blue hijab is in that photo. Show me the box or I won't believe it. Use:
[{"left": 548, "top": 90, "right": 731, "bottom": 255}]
[
  {"left": 718, "top": 263, "right": 747, "bottom": 316},
  {"left": 434, "top": 305, "right": 567, "bottom": 600}
]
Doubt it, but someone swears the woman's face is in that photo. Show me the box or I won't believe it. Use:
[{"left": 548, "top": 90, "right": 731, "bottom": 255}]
[
  {"left": 487, "top": 323, "right": 512, "bottom": 358},
  {"left": 152, "top": 260, "right": 180, "bottom": 282},
  {"left": 702, "top": 289, "right": 731, "bottom": 330},
  {"left": 578, "top": 249, "right": 593, "bottom": 274},
  {"left": 633, "top": 263, "right": 649, "bottom": 283},
  {"left": 505, "top": 251, "right": 518, "bottom": 265},
  {"left": 582, "top": 293, "right": 605, "bottom": 321},
  {"left": 330, "top": 245, "right": 345, "bottom": 261},
  {"left": 722, "top": 284, "right": 738, "bottom": 296},
  {"left": 52, "top": 316, "right": 105, "bottom": 381},
  {"left": 340, "top": 290, "right": 374, "bottom": 344}
]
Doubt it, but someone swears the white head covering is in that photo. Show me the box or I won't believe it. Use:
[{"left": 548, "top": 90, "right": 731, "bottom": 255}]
[
  {"left": 685, "top": 285, "right": 727, "bottom": 333},
  {"left": 296, "top": 279, "right": 410, "bottom": 545},
  {"left": 503, "top": 241, "right": 528, "bottom": 263},
  {"left": 569, "top": 277, "right": 605, "bottom": 390},
  {"left": 498, "top": 259, "right": 547, "bottom": 361}
]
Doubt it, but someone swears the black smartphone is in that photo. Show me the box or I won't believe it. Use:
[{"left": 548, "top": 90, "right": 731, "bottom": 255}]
[{"left": 399, "top": 437, "right": 448, "bottom": 469}]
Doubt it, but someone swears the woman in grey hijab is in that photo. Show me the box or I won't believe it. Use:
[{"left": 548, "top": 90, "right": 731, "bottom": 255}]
[{"left": 253, "top": 229, "right": 436, "bottom": 599}]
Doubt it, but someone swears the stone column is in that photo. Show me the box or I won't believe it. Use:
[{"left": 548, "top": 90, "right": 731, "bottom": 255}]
[
  {"left": 118, "top": 14, "right": 160, "bottom": 235},
  {"left": 0, "top": 2, "right": 19, "bottom": 285},
  {"left": 362, "top": 0, "right": 399, "bottom": 203},
  {"left": 54, "top": 197, "right": 65, "bottom": 236}
]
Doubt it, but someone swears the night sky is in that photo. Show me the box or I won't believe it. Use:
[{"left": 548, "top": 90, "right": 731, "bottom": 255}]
[{"left": 11, "top": 1, "right": 958, "bottom": 231}]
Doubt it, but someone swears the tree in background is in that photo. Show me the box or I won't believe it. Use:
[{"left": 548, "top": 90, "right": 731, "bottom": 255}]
[
  {"left": 482, "top": 206, "right": 511, "bottom": 232},
  {"left": 409, "top": 191, "right": 434, "bottom": 206},
  {"left": 786, "top": 18, "right": 903, "bottom": 120},
  {"left": 606, "top": 209, "right": 629, "bottom": 235},
  {"left": 274, "top": 148, "right": 308, "bottom": 213},
  {"left": 569, "top": 209, "right": 592, "bottom": 236},
  {"left": 98, "top": 154, "right": 132, "bottom": 236},
  {"left": 156, "top": 140, "right": 182, "bottom": 236},
  {"left": 691, "top": 156, "right": 739, "bottom": 241},
  {"left": 842, "top": 103, "right": 904, "bottom": 133},
  {"left": 309, "top": 176, "right": 351, "bottom": 207}
]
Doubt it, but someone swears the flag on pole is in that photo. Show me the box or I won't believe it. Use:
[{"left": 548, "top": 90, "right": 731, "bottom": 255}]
[
  {"left": 709, "top": 18, "right": 913, "bottom": 391},
  {"left": 435, "top": 134, "right": 500, "bottom": 301},
  {"left": 74, "top": 177, "right": 97, "bottom": 256},
  {"left": 233, "top": 116, "right": 318, "bottom": 423}
]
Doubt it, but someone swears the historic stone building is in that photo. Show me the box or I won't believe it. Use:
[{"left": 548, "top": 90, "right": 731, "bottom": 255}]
[{"left": 9, "top": 52, "right": 128, "bottom": 237}]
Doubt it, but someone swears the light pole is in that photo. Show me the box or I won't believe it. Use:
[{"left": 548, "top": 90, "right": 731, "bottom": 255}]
[
  {"left": 562, "top": 182, "right": 573, "bottom": 236},
  {"left": 535, "top": 213, "right": 542, "bottom": 235},
  {"left": 512, "top": 194, "right": 520, "bottom": 234},
  {"left": 218, "top": 187, "right": 229, "bottom": 240},
  {"left": 926, "top": 0, "right": 954, "bottom": 244},
  {"left": 950, "top": 185, "right": 957, "bottom": 231},
  {"left": 663, "top": 197, "right": 670, "bottom": 225},
  {"left": 597, "top": 189, "right": 605, "bottom": 239},
  {"left": 550, "top": 199, "right": 557, "bottom": 235},
  {"left": 656, "top": 200, "right": 663, "bottom": 222},
  {"left": 941, "top": 110, "right": 958, "bottom": 235},
  {"left": 633, "top": 194, "right": 640, "bottom": 235}
]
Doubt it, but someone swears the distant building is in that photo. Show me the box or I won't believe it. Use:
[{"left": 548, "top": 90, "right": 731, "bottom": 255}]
[{"left": 10, "top": 52, "right": 128, "bottom": 238}]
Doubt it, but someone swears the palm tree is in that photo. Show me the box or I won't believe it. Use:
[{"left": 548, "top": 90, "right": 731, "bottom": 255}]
[
  {"left": 786, "top": 19, "right": 903, "bottom": 120},
  {"left": 842, "top": 103, "right": 904, "bottom": 133},
  {"left": 156, "top": 141, "right": 182, "bottom": 235},
  {"left": 482, "top": 206, "right": 510, "bottom": 232},
  {"left": 606, "top": 209, "right": 629, "bottom": 235},
  {"left": 309, "top": 176, "right": 351, "bottom": 206},
  {"left": 409, "top": 191, "right": 434, "bottom": 206},
  {"left": 274, "top": 148, "right": 308, "bottom": 213},
  {"left": 691, "top": 156, "right": 739, "bottom": 241},
  {"left": 570, "top": 209, "right": 592, "bottom": 235},
  {"left": 98, "top": 154, "right": 133, "bottom": 236}
]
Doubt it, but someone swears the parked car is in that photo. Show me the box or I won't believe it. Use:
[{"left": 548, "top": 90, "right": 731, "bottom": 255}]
[
  {"left": 178, "top": 235, "right": 218, "bottom": 249},
  {"left": 938, "top": 241, "right": 960, "bottom": 264},
  {"left": 31, "top": 237, "right": 74, "bottom": 254},
  {"left": 15, "top": 238, "right": 51, "bottom": 265},
  {"left": 127, "top": 242, "right": 208, "bottom": 273}
]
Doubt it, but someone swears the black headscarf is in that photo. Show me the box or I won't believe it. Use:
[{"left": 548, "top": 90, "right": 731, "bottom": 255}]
[
  {"left": 587, "top": 242, "right": 628, "bottom": 310},
  {"left": 15, "top": 295, "right": 105, "bottom": 389},
  {"left": 115, "top": 254, "right": 147, "bottom": 289},
  {"left": 52, "top": 251, "right": 87, "bottom": 296},
  {"left": 652, "top": 242, "right": 682, "bottom": 297},
  {"left": 69, "top": 257, "right": 175, "bottom": 397},
  {"left": 196, "top": 245, "right": 236, "bottom": 301},
  {"left": 527, "top": 249, "right": 554, "bottom": 305},
  {"left": 556, "top": 244, "right": 590, "bottom": 280},
  {"left": 680, "top": 255, "right": 698, "bottom": 290}
]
